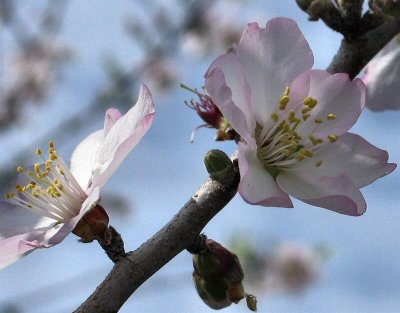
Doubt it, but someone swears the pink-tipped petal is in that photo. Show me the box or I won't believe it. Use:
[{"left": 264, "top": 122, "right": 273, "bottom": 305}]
[
  {"left": 238, "top": 142, "right": 293, "bottom": 207},
  {"left": 277, "top": 172, "right": 366, "bottom": 216},
  {"left": 294, "top": 132, "right": 396, "bottom": 188},
  {"left": 89, "top": 84, "right": 155, "bottom": 190},
  {"left": 0, "top": 231, "right": 46, "bottom": 270},
  {"left": 0, "top": 202, "right": 42, "bottom": 239},
  {"left": 364, "top": 41, "right": 400, "bottom": 111},
  {"left": 235, "top": 18, "right": 313, "bottom": 125},
  {"left": 104, "top": 108, "right": 122, "bottom": 135},
  {"left": 296, "top": 70, "right": 365, "bottom": 139},
  {"left": 70, "top": 130, "right": 104, "bottom": 190},
  {"left": 205, "top": 66, "right": 256, "bottom": 148}
]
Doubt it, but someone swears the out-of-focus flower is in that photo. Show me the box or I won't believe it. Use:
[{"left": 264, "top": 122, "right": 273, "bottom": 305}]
[
  {"left": 182, "top": 7, "right": 242, "bottom": 57},
  {"left": 363, "top": 34, "right": 400, "bottom": 111},
  {"left": 182, "top": 84, "right": 236, "bottom": 142},
  {"left": 192, "top": 238, "right": 256, "bottom": 311},
  {"left": 205, "top": 18, "right": 396, "bottom": 215},
  {"left": 0, "top": 85, "right": 155, "bottom": 270},
  {"left": 266, "top": 243, "right": 321, "bottom": 294},
  {"left": 142, "top": 57, "right": 178, "bottom": 92},
  {"left": 6, "top": 39, "right": 71, "bottom": 103}
]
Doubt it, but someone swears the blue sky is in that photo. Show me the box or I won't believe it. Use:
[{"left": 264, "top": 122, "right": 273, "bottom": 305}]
[{"left": 0, "top": 1, "right": 399, "bottom": 312}]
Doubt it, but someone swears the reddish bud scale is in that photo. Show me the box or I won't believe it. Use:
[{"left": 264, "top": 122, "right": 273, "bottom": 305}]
[{"left": 73, "top": 204, "right": 110, "bottom": 244}]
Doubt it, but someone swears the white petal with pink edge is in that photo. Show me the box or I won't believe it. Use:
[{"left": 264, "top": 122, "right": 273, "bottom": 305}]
[{"left": 238, "top": 142, "right": 293, "bottom": 207}]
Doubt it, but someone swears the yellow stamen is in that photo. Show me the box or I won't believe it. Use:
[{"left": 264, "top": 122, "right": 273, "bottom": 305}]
[
  {"left": 34, "top": 163, "right": 41, "bottom": 174},
  {"left": 314, "top": 118, "right": 323, "bottom": 124},
  {"left": 284, "top": 86, "right": 290, "bottom": 96},
  {"left": 300, "top": 149, "right": 314, "bottom": 158},
  {"left": 327, "top": 113, "right": 336, "bottom": 120},
  {"left": 303, "top": 96, "right": 317, "bottom": 108},
  {"left": 328, "top": 135, "right": 339, "bottom": 143},
  {"left": 17, "top": 166, "right": 24, "bottom": 173},
  {"left": 315, "top": 160, "right": 323, "bottom": 167},
  {"left": 279, "top": 95, "right": 290, "bottom": 110},
  {"left": 49, "top": 141, "right": 55, "bottom": 149},
  {"left": 36, "top": 148, "right": 42, "bottom": 156},
  {"left": 270, "top": 112, "right": 279, "bottom": 122}
]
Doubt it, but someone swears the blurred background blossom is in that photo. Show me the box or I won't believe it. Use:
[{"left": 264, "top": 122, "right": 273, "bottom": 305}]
[{"left": 0, "top": 1, "right": 399, "bottom": 313}]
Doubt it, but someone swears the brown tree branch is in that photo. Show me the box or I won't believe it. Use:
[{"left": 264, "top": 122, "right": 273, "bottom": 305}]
[
  {"left": 74, "top": 163, "right": 239, "bottom": 313},
  {"left": 327, "top": 17, "right": 400, "bottom": 78}
]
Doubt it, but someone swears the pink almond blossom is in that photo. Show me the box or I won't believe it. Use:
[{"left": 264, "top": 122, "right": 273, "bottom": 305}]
[
  {"left": 0, "top": 85, "right": 155, "bottom": 270},
  {"left": 363, "top": 34, "right": 400, "bottom": 111},
  {"left": 205, "top": 18, "right": 396, "bottom": 216}
]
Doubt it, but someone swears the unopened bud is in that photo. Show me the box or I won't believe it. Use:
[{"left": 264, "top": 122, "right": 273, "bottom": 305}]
[
  {"left": 192, "top": 239, "right": 250, "bottom": 310},
  {"left": 73, "top": 204, "right": 110, "bottom": 244},
  {"left": 204, "top": 149, "right": 234, "bottom": 183}
]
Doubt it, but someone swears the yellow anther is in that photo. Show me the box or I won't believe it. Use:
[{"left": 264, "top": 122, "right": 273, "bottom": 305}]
[
  {"left": 296, "top": 155, "right": 305, "bottom": 161},
  {"left": 284, "top": 86, "right": 290, "bottom": 96},
  {"left": 328, "top": 135, "right": 339, "bottom": 143},
  {"left": 32, "top": 187, "right": 41, "bottom": 198},
  {"left": 17, "top": 166, "right": 24, "bottom": 173},
  {"left": 302, "top": 113, "right": 311, "bottom": 121},
  {"left": 294, "top": 132, "right": 302, "bottom": 141},
  {"left": 36, "top": 148, "right": 42, "bottom": 156},
  {"left": 5, "top": 192, "right": 15, "bottom": 199},
  {"left": 34, "top": 163, "right": 41, "bottom": 174},
  {"left": 30, "top": 181, "right": 36, "bottom": 186},
  {"left": 54, "top": 179, "right": 64, "bottom": 190},
  {"left": 327, "top": 113, "right": 336, "bottom": 120},
  {"left": 301, "top": 149, "right": 314, "bottom": 158},
  {"left": 27, "top": 204, "right": 33, "bottom": 208},
  {"left": 279, "top": 95, "right": 290, "bottom": 110},
  {"left": 301, "top": 108, "right": 311, "bottom": 114},
  {"left": 49, "top": 141, "right": 55, "bottom": 149},
  {"left": 315, "top": 160, "right": 323, "bottom": 167},
  {"left": 303, "top": 96, "right": 317, "bottom": 108},
  {"left": 50, "top": 153, "right": 58, "bottom": 160},
  {"left": 314, "top": 118, "right": 323, "bottom": 124},
  {"left": 26, "top": 183, "right": 35, "bottom": 189},
  {"left": 309, "top": 136, "right": 323, "bottom": 145},
  {"left": 16, "top": 184, "right": 23, "bottom": 192},
  {"left": 57, "top": 166, "right": 65, "bottom": 176},
  {"left": 270, "top": 112, "right": 279, "bottom": 122}
]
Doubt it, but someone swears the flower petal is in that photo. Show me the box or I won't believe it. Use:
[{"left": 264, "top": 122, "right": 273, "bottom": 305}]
[
  {"left": 238, "top": 142, "right": 293, "bottom": 207},
  {"left": 89, "top": 84, "right": 155, "bottom": 191},
  {"left": 277, "top": 171, "right": 366, "bottom": 216},
  {"left": 0, "top": 230, "right": 48, "bottom": 270},
  {"left": 70, "top": 130, "right": 104, "bottom": 190},
  {"left": 205, "top": 65, "right": 256, "bottom": 148},
  {"left": 292, "top": 132, "right": 396, "bottom": 188},
  {"left": 104, "top": 108, "right": 122, "bottom": 135},
  {"left": 0, "top": 188, "right": 100, "bottom": 270},
  {"left": 47, "top": 186, "right": 100, "bottom": 245},
  {"left": 363, "top": 38, "right": 400, "bottom": 111},
  {"left": 0, "top": 202, "right": 42, "bottom": 239},
  {"left": 296, "top": 70, "right": 365, "bottom": 139},
  {"left": 235, "top": 18, "right": 313, "bottom": 125}
]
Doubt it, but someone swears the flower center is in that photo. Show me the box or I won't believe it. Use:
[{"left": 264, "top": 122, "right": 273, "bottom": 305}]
[
  {"left": 255, "top": 87, "right": 339, "bottom": 178},
  {"left": 5, "top": 141, "right": 87, "bottom": 223}
]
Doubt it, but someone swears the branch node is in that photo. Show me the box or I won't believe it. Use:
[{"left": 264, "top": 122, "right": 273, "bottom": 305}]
[{"left": 98, "top": 225, "right": 126, "bottom": 263}]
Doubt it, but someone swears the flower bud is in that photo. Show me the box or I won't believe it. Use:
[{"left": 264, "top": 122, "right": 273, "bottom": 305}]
[
  {"left": 72, "top": 204, "right": 110, "bottom": 244},
  {"left": 181, "top": 84, "right": 237, "bottom": 142},
  {"left": 192, "top": 239, "right": 247, "bottom": 310},
  {"left": 204, "top": 149, "right": 234, "bottom": 184}
]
